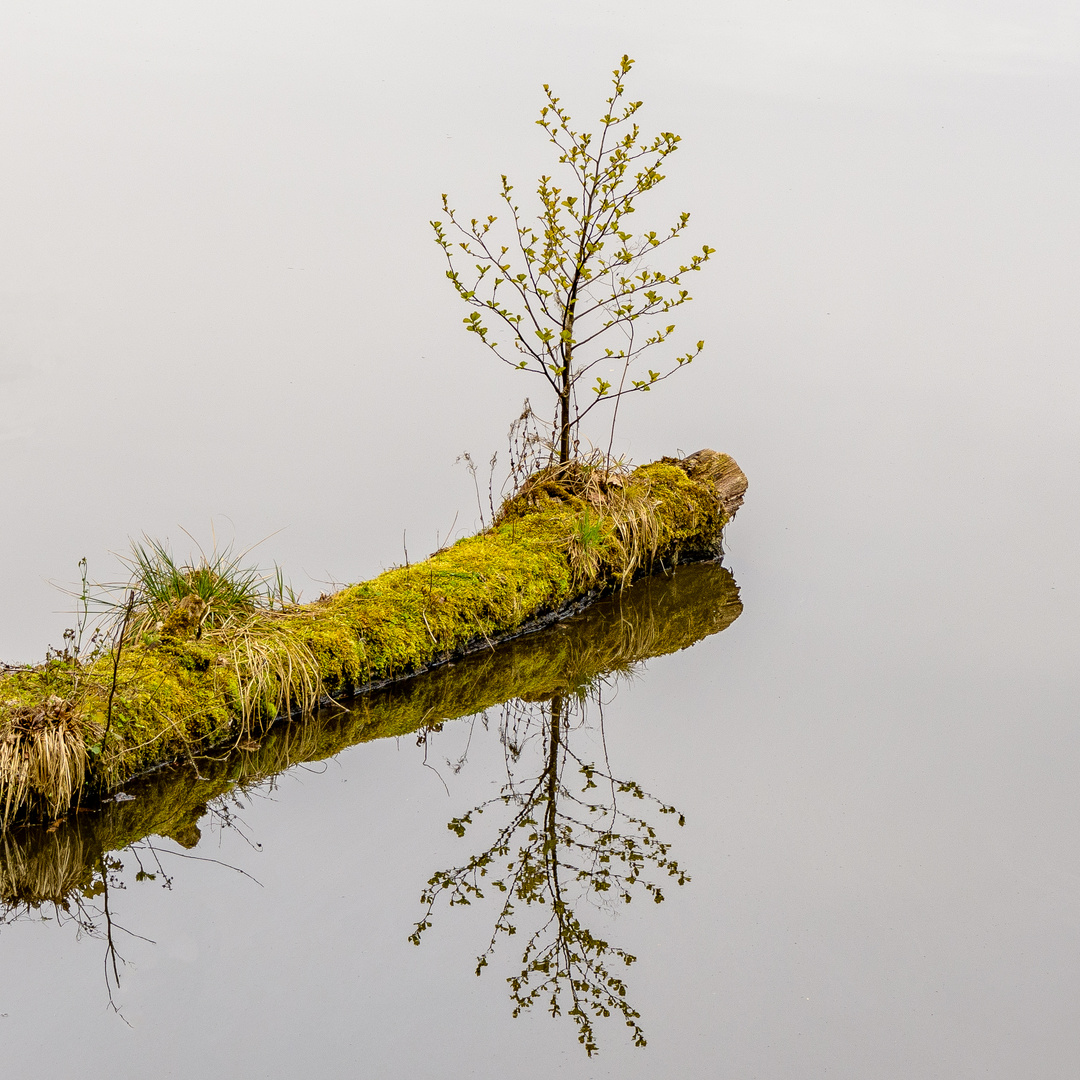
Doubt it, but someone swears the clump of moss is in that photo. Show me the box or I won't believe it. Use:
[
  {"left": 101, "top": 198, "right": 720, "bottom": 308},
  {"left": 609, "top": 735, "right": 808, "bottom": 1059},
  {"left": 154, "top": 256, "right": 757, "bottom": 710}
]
[
  {"left": 0, "top": 451, "right": 746, "bottom": 827},
  {"left": 159, "top": 596, "right": 208, "bottom": 641}
]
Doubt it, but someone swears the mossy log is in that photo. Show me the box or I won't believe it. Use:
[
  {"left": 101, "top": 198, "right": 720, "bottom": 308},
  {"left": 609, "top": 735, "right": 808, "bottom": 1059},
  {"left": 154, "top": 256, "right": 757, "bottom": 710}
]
[
  {"left": 0, "top": 451, "right": 746, "bottom": 827},
  {"left": 1, "top": 560, "right": 742, "bottom": 910}
]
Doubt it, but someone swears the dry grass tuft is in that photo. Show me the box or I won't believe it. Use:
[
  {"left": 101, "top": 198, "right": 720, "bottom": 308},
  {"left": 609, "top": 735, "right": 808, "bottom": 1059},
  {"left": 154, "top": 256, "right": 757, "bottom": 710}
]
[
  {"left": 498, "top": 450, "right": 661, "bottom": 588},
  {"left": 0, "top": 697, "right": 96, "bottom": 828},
  {"left": 600, "top": 480, "right": 662, "bottom": 588},
  {"left": 207, "top": 616, "right": 322, "bottom": 741}
]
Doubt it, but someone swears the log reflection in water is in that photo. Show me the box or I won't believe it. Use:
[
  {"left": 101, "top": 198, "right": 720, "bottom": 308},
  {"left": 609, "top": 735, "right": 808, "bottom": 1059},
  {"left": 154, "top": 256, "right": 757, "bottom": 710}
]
[{"left": 0, "top": 561, "right": 741, "bottom": 1024}]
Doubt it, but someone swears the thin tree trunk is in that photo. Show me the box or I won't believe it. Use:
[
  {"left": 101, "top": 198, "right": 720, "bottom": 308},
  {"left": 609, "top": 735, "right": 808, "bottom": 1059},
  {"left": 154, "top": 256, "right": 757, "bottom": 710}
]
[
  {"left": 559, "top": 377, "right": 571, "bottom": 464},
  {"left": 559, "top": 265, "right": 581, "bottom": 464}
]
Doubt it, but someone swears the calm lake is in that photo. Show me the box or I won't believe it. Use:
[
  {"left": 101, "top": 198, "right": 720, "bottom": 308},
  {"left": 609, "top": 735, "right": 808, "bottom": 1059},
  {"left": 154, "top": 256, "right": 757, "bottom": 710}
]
[{"left": 2, "top": 3, "right": 1079, "bottom": 1077}]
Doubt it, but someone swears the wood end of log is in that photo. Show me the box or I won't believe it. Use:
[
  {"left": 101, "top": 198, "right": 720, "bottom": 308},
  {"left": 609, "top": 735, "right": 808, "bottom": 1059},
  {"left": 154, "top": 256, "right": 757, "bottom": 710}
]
[{"left": 678, "top": 449, "right": 748, "bottom": 522}]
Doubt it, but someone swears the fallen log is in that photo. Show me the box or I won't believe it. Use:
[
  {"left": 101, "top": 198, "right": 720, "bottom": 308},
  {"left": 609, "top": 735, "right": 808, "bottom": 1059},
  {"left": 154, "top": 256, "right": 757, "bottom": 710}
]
[
  {"left": 0, "top": 559, "right": 742, "bottom": 910},
  {"left": 0, "top": 451, "right": 746, "bottom": 826}
]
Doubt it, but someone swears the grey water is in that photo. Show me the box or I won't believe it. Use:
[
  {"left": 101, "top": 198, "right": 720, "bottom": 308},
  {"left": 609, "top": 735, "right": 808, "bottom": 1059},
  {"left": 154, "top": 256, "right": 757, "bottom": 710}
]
[{"left": 2, "top": 2, "right": 1079, "bottom": 1077}]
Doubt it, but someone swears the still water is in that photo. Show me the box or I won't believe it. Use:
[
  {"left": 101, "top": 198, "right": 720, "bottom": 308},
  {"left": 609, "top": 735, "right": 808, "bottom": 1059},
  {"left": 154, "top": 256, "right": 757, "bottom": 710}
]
[{"left": 3, "top": 2, "right": 1079, "bottom": 1076}]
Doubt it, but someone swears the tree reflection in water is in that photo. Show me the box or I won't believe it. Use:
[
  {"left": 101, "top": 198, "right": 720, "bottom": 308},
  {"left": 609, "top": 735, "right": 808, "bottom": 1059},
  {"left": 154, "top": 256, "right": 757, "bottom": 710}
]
[{"left": 412, "top": 683, "right": 689, "bottom": 1054}]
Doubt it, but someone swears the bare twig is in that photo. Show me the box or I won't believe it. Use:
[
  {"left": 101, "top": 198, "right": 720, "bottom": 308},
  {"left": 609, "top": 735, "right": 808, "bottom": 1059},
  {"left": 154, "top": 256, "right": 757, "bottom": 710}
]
[{"left": 103, "top": 590, "right": 135, "bottom": 753}]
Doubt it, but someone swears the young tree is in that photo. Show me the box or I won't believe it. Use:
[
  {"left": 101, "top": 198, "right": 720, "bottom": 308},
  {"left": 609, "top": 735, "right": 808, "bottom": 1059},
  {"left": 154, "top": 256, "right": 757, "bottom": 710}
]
[{"left": 433, "top": 56, "right": 714, "bottom": 465}]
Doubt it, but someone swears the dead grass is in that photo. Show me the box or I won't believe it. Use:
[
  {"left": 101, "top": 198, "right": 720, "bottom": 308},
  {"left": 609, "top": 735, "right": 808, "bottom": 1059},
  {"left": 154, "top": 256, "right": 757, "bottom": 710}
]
[
  {"left": 497, "top": 450, "right": 662, "bottom": 587},
  {"left": 207, "top": 615, "right": 322, "bottom": 741},
  {"left": 0, "top": 696, "right": 96, "bottom": 828}
]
